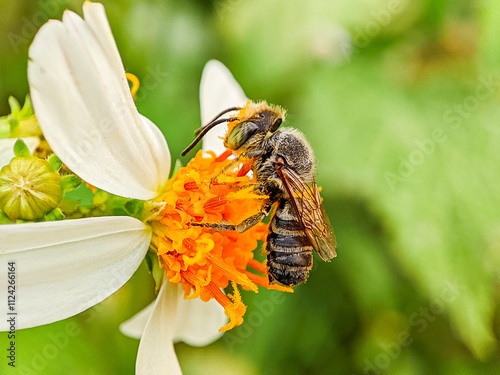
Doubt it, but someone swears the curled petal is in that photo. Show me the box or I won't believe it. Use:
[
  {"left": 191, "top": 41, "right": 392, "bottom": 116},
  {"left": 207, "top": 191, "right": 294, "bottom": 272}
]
[
  {"left": 200, "top": 60, "right": 248, "bottom": 155},
  {"left": 28, "top": 2, "right": 170, "bottom": 200},
  {"left": 0, "top": 216, "right": 151, "bottom": 330}
]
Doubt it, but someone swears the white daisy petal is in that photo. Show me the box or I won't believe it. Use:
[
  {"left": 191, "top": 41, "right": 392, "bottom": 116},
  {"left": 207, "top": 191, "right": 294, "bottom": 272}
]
[
  {"left": 136, "top": 279, "right": 181, "bottom": 375},
  {"left": 120, "top": 301, "right": 154, "bottom": 340},
  {"left": 0, "top": 137, "right": 40, "bottom": 167},
  {"left": 0, "top": 216, "right": 151, "bottom": 330},
  {"left": 81, "top": 1, "right": 125, "bottom": 78},
  {"left": 200, "top": 60, "right": 248, "bottom": 155},
  {"left": 121, "top": 285, "right": 227, "bottom": 346},
  {"left": 28, "top": 3, "right": 170, "bottom": 200},
  {"left": 173, "top": 293, "right": 227, "bottom": 347}
]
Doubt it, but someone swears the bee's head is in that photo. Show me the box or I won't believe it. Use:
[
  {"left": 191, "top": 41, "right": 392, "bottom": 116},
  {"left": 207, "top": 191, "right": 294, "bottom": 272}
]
[
  {"left": 181, "top": 101, "right": 285, "bottom": 156},
  {"left": 225, "top": 102, "right": 285, "bottom": 151}
]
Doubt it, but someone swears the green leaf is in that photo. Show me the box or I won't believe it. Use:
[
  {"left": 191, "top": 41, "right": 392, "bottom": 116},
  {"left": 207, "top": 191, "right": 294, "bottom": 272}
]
[
  {"left": 63, "top": 182, "right": 95, "bottom": 207},
  {"left": 300, "top": 56, "right": 499, "bottom": 359},
  {"left": 479, "top": 0, "right": 500, "bottom": 71}
]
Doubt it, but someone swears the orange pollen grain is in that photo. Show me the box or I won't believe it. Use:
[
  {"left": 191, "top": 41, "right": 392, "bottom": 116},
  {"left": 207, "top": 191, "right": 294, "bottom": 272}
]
[{"left": 150, "top": 150, "right": 280, "bottom": 331}]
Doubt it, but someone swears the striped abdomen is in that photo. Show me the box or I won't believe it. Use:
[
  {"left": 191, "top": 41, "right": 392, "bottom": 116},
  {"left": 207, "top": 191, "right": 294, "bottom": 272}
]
[{"left": 266, "top": 199, "right": 313, "bottom": 286}]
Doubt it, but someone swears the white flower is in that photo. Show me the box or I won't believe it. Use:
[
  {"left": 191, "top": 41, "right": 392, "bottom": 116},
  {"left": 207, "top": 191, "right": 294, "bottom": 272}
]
[{"left": 0, "top": 2, "right": 247, "bottom": 374}]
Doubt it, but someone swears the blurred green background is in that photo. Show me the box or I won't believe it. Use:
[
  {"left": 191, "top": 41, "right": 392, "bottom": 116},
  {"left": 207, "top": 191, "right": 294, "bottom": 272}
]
[{"left": 1, "top": 0, "right": 500, "bottom": 374}]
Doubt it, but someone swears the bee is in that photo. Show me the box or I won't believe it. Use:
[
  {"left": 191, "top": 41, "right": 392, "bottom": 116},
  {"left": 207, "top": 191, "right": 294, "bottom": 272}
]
[{"left": 181, "top": 101, "right": 337, "bottom": 286}]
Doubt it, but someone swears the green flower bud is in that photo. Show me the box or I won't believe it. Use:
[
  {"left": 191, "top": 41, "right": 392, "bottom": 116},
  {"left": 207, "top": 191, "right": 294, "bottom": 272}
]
[
  {"left": 0, "top": 156, "right": 63, "bottom": 221},
  {"left": 2, "top": 95, "right": 41, "bottom": 138}
]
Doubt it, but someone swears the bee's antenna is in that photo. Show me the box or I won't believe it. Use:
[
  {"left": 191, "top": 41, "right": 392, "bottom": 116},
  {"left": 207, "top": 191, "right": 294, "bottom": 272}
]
[
  {"left": 181, "top": 106, "right": 241, "bottom": 156},
  {"left": 195, "top": 106, "right": 241, "bottom": 136}
]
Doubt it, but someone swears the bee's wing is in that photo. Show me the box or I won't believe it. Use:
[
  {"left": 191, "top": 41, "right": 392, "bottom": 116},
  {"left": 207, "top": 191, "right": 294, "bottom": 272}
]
[{"left": 276, "top": 164, "right": 337, "bottom": 261}]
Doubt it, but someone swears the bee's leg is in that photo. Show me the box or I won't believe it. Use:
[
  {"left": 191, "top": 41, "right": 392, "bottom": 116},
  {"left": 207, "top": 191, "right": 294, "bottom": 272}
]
[
  {"left": 190, "top": 222, "right": 239, "bottom": 231},
  {"left": 191, "top": 200, "right": 274, "bottom": 233},
  {"left": 233, "top": 210, "right": 269, "bottom": 232},
  {"left": 191, "top": 211, "right": 267, "bottom": 233},
  {"left": 242, "top": 150, "right": 267, "bottom": 159},
  {"left": 218, "top": 182, "right": 265, "bottom": 192},
  {"left": 235, "top": 151, "right": 266, "bottom": 177}
]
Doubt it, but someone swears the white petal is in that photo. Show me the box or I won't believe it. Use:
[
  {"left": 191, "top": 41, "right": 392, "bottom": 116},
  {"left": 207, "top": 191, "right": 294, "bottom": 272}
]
[
  {"left": 120, "top": 302, "right": 154, "bottom": 340},
  {"left": 121, "top": 285, "right": 227, "bottom": 346},
  {"left": 0, "top": 137, "right": 40, "bottom": 167},
  {"left": 173, "top": 293, "right": 227, "bottom": 347},
  {"left": 81, "top": 2, "right": 126, "bottom": 78},
  {"left": 0, "top": 216, "right": 151, "bottom": 330},
  {"left": 200, "top": 60, "right": 248, "bottom": 155},
  {"left": 28, "top": 3, "right": 170, "bottom": 200},
  {"left": 136, "top": 279, "right": 181, "bottom": 375}
]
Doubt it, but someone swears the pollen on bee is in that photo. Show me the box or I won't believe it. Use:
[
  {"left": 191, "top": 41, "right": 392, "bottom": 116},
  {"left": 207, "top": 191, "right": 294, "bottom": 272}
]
[{"left": 226, "top": 100, "right": 287, "bottom": 135}]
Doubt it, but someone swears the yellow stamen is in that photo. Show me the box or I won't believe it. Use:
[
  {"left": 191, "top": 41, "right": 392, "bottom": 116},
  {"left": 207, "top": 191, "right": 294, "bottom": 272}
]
[
  {"left": 208, "top": 281, "right": 246, "bottom": 332},
  {"left": 208, "top": 254, "right": 258, "bottom": 292},
  {"left": 126, "top": 72, "right": 140, "bottom": 100},
  {"left": 182, "top": 267, "right": 212, "bottom": 300}
]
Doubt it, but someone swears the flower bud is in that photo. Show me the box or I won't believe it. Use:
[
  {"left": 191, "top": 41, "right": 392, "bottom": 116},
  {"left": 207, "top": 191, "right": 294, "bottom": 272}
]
[{"left": 0, "top": 156, "right": 63, "bottom": 221}]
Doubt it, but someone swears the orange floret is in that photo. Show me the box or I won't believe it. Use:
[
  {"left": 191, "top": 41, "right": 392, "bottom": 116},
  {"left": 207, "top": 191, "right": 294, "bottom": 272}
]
[{"left": 150, "top": 150, "right": 291, "bottom": 331}]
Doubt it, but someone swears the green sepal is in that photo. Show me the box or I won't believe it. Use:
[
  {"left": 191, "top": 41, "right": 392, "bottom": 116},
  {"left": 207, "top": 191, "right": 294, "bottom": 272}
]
[
  {"left": 47, "top": 154, "right": 63, "bottom": 172},
  {"left": 0, "top": 210, "right": 12, "bottom": 224},
  {"left": 19, "top": 95, "right": 34, "bottom": 117},
  {"left": 13, "top": 139, "right": 30, "bottom": 157},
  {"left": 61, "top": 175, "right": 82, "bottom": 193},
  {"left": 146, "top": 251, "right": 164, "bottom": 294},
  {"left": 171, "top": 158, "right": 183, "bottom": 177},
  {"left": 8, "top": 96, "right": 21, "bottom": 116},
  {"left": 44, "top": 208, "right": 65, "bottom": 221}
]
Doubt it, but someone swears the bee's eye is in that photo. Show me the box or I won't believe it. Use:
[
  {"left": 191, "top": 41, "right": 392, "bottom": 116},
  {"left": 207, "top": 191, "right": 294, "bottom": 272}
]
[
  {"left": 227, "top": 122, "right": 259, "bottom": 149},
  {"left": 259, "top": 113, "right": 265, "bottom": 118}
]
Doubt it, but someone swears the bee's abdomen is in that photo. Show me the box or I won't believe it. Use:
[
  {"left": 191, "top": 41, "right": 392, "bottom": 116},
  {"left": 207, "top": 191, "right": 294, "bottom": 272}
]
[{"left": 266, "top": 204, "right": 313, "bottom": 287}]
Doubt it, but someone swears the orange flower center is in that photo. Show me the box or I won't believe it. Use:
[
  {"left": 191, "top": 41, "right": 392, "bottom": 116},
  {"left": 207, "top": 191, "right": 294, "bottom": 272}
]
[{"left": 150, "top": 150, "right": 291, "bottom": 331}]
